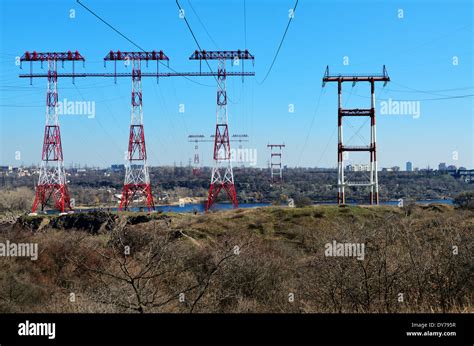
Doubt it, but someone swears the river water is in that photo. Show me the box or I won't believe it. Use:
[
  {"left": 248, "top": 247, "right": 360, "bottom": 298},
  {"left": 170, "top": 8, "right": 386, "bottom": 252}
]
[{"left": 64, "top": 198, "right": 453, "bottom": 214}]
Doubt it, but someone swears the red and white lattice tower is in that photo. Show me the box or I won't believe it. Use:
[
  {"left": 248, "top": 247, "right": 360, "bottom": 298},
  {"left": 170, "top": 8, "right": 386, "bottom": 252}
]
[
  {"left": 322, "top": 66, "right": 390, "bottom": 205},
  {"left": 208, "top": 57, "right": 237, "bottom": 209},
  {"left": 105, "top": 51, "right": 169, "bottom": 211},
  {"left": 188, "top": 135, "right": 207, "bottom": 175},
  {"left": 20, "top": 51, "right": 85, "bottom": 215},
  {"left": 193, "top": 144, "right": 200, "bottom": 174},
  {"left": 189, "top": 50, "right": 254, "bottom": 211}
]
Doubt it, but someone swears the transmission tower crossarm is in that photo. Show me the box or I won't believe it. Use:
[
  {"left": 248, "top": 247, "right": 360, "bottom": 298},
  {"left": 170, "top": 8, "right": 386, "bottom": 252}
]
[
  {"left": 104, "top": 50, "right": 169, "bottom": 62},
  {"left": 189, "top": 50, "right": 254, "bottom": 61},
  {"left": 19, "top": 72, "right": 255, "bottom": 79},
  {"left": 20, "top": 51, "right": 85, "bottom": 62},
  {"left": 322, "top": 65, "right": 390, "bottom": 84}
]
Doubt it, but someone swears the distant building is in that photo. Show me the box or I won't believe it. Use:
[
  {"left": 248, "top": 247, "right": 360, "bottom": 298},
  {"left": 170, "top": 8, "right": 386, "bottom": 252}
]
[
  {"left": 346, "top": 164, "right": 370, "bottom": 172},
  {"left": 453, "top": 169, "right": 474, "bottom": 183},
  {"left": 438, "top": 162, "right": 447, "bottom": 171},
  {"left": 406, "top": 162, "right": 413, "bottom": 172},
  {"left": 381, "top": 166, "right": 400, "bottom": 172},
  {"left": 447, "top": 165, "right": 457, "bottom": 171},
  {"left": 111, "top": 164, "right": 125, "bottom": 172}
]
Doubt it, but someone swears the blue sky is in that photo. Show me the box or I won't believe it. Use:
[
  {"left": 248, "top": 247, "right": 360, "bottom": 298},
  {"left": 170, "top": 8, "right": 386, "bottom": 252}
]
[{"left": 0, "top": 0, "right": 472, "bottom": 169}]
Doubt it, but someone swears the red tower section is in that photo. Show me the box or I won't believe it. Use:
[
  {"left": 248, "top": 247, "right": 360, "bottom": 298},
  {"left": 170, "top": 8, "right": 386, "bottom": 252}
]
[{"left": 20, "top": 51, "right": 85, "bottom": 215}]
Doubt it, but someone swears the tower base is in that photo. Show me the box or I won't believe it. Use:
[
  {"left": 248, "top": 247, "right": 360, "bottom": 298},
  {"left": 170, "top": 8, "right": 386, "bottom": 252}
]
[
  {"left": 206, "top": 183, "right": 238, "bottom": 211},
  {"left": 119, "top": 183, "right": 155, "bottom": 211},
  {"left": 32, "top": 184, "right": 71, "bottom": 213}
]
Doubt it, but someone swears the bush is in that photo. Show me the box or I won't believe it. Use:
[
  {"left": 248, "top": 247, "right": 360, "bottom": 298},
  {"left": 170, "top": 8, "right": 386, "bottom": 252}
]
[
  {"left": 0, "top": 187, "right": 34, "bottom": 213},
  {"left": 294, "top": 196, "right": 312, "bottom": 208},
  {"left": 453, "top": 191, "right": 474, "bottom": 210}
]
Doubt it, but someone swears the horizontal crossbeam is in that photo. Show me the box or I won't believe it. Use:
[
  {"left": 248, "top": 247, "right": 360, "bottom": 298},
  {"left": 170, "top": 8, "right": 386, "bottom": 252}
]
[
  {"left": 344, "top": 182, "right": 374, "bottom": 187},
  {"left": 188, "top": 139, "right": 213, "bottom": 143},
  {"left": 189, "top": 50, "right": 254, "bottom": 61},
  {"left": 20, "top": 51, "right": 85, "bottom": 62},
  {"left": 104, "top": 50, "right": 169, "bottom": 61},
  {"left": 340, "top": 108, "right": 373, "bottom": 116},
  {"left": 340, "top": 145, "right": 374, "bottom": 152},
  {"left": 322, "top": 65, "right": 390, "bottom": 84},
  {"left": 19, "top": 72, "right": 255, "bottom": 78}
]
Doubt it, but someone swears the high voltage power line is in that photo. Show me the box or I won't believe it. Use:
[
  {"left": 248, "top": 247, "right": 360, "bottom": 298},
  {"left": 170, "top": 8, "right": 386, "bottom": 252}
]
[
  {"left": 76, "top": 0, "right": 213, "bottom": 88},
  {"left": 257, "top": 0, "right": 299, "bottom": 85},
  {"left": 187, "top": 0, "right": 220, "bottom": 50}
]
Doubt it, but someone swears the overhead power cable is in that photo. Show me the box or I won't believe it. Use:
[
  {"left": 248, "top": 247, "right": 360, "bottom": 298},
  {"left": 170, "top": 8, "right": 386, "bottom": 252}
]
[
  {"left": 76, "top": 0, "right": 146, "bottom": 52},
  {"left": 257, "top": 0, "right": 299, "bottom": 85},
  {"left": 175, "top": 0, "right": 218, "bottom": 84},
  {"left": 187, "top": 0, "right": 220, "bottom": 49},
  {"left": 244, "top": 0, "right": 247, "bottom": 48},
  {"left": 76, "top": 0, "right": 213, "bottom": 87}
]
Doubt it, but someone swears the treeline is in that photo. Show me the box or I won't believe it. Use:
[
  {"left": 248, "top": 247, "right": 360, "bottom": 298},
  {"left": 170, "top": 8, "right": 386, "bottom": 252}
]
[{"left": 1, "top": 167, "right": 472, "bottom": 206}]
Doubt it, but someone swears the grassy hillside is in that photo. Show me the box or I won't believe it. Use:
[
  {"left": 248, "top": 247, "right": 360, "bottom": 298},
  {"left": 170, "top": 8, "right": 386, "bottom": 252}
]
[{"left": 0, "top": 204, "right": 472, "bottom": 313}]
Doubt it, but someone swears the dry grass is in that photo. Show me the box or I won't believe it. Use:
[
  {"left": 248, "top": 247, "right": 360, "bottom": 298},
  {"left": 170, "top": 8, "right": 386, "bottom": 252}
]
[{"left": 0, "top": 204, "right": 472, "bottom": 313}]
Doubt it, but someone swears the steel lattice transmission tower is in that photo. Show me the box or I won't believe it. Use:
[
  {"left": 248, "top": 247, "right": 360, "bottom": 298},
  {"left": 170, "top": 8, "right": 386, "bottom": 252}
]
[
  {"left": 267, "top": 144, "right": 285, "bottom": 183},
  {"left": 105, "top": 51, "right": 169, "bottom": 211},
  {"left": 190, "top": 50, "right": 254, "bottom": 211},
  {"left": 20, "top": 51, "right": 85, "bottom": 215},
  {"left": 322, "top": 66, "right": 390, "bottom": 205},
  {"left": 188, "top": 134, "right": 209, "bottom": 175}
]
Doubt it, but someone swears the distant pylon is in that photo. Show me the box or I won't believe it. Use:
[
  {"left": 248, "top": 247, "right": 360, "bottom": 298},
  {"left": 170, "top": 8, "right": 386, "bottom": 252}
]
[
  {"left": 189, "top": 50, "right": 254, "bottom": 211},
  {"left": 105, "top": 51, "right": 169, "bottom": 211},
  {"left": 267, "top": 144, "right": 285, "bottom": 183},
  {"left": 20, "top": 51, "right": 85, "bottom": 214},
  {"left": 193, "top": 145, "right": 200, "bottom": 174},
  {"left": 188, "top": 134, "right": 208, "bottom": 175}
]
